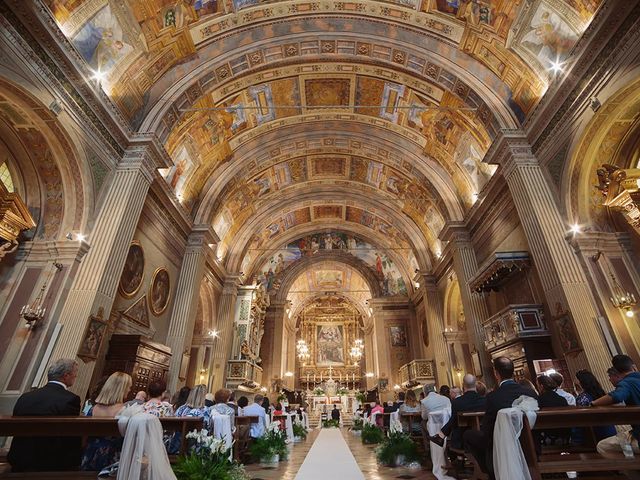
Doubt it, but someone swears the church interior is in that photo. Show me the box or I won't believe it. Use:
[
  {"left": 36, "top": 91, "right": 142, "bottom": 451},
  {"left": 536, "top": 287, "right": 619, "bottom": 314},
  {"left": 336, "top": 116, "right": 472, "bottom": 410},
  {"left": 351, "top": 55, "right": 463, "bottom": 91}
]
[{"left": 1, "top": 0, "right": 640, "bottom": 478}]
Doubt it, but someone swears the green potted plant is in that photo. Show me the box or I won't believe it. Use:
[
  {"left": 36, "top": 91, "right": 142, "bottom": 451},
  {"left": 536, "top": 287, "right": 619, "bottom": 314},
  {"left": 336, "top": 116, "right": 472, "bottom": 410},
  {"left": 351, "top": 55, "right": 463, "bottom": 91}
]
[
  {"left": 361, "top": 423, "right": 384, "bottom": 444},
  {"left": 276, "top": 393, "right": 287, "bottom": 403},
  {"left": 173, "top": 429, "right": 248, "bottom": 480},
  {"left": 337, "top": 387, "right": 349, "bottom": 395},
  {"left": 249, "top": 420, "right": 288, "bottom": 464},
  {"left": 351, "top": 417, "right": 364, "bottom": 435},
  {"left": 321, "top": 418, "right": 340, "bottom": 428},
  {"left": 313, "top": 387, "right": 325, "bottom": 396},
  {"left": 292, "top": 420, "right": 308, "bottom": 442},
  {"left": 355, "top": 391, "right": 367, "bottom": 403},
  {"left": 375, "top": 431, "right": 420, "bottom": 467}
]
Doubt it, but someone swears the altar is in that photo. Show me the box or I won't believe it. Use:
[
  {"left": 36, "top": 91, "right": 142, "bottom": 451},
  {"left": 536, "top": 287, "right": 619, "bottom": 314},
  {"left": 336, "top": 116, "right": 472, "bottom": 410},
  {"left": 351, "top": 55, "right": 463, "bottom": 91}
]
[{"left": 307, "top": 370, "right": 359, "bottom": 413}]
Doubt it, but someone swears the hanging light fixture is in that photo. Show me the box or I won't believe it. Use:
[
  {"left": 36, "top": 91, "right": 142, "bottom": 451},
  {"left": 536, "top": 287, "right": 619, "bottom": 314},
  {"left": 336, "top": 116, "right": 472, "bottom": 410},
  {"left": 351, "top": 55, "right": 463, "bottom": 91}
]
[
  {"left": 350, "top": 338, "right": 363, "bottom": 364},
  {"left": 296, "top": 339, "right": 310, "bottom": 364},
  {"left": 609, "top": 272, "right": 637, "bottom": 318},
  {"left": 20, "top": 261, "right": 62, "bottom": 329}
]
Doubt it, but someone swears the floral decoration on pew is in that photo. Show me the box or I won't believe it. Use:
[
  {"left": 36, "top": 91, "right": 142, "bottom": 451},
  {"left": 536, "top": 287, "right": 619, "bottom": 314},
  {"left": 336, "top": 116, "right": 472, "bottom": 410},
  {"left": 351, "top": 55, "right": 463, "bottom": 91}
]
[
  {"left": 293, "top": 417, "right": 309, "bottom": 440},
  {"left": 351, "top": 417, "right": 364, "bottom": 433},
  {"left": 173, "top": 429, "right": 248, "bottom": 480},
  {"left": 375, "top": 431, "right": 420, "bottom": 467},
  {"left": 249, "top": 420, "right": 288, "bottom": 464},
  {"left": 322, "top": 418, "right": 340, "bottom": 428}
]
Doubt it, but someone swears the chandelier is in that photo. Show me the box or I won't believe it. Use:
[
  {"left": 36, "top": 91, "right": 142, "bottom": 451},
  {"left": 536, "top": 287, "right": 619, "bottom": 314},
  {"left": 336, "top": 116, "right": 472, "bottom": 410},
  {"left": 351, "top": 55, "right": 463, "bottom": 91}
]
[
  {"left": 350, "top": 338, "right": 364, "bottom": 364},
  {"left": 20, "top": 261, "right": 62, "bottom": 329},
  {"left": 609, "top": 272, "right": 637, "bottom": 318},
  {"left": 296, "top": 339, "right": 310, "bottom": 364}
]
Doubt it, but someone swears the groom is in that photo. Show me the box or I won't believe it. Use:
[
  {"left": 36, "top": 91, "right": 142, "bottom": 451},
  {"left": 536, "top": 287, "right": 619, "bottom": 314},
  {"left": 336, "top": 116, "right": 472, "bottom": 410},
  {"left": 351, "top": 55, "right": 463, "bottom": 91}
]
[{"left": 463, "top": 357, "right": 537, "bottom": 478}]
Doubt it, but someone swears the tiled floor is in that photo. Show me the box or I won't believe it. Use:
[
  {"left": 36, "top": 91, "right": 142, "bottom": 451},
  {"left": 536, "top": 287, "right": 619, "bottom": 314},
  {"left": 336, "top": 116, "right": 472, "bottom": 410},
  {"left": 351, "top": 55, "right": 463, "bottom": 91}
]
[{"left": 244, "top": 428, "right": 437, "bottom": 480}]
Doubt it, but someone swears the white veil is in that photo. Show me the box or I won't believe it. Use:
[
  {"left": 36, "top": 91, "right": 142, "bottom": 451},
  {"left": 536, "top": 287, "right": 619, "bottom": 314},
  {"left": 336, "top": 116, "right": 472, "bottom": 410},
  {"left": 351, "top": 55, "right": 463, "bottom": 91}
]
[{"left": 117, "top": 411, "right": 176, "bottom": 480}]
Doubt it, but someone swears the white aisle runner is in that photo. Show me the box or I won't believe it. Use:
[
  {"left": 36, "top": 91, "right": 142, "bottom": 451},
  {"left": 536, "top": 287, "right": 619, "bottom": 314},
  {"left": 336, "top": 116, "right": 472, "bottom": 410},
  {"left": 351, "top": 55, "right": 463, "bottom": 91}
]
[{"left": 294, "top": 428, "right": 365, "bottom": 480}]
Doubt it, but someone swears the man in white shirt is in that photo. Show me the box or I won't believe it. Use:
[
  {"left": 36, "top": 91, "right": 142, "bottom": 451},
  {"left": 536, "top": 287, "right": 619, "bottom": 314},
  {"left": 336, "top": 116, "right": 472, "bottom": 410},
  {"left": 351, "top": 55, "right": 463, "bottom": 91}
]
[
  {"left": 241, "top": 394, "right": 268, "bottom": 438},
  {"left": 420, "top": 383, "right": 451, "bottom": 449},
  {"left": 549, "top": 372, "right": 576, "bottom": 406}
]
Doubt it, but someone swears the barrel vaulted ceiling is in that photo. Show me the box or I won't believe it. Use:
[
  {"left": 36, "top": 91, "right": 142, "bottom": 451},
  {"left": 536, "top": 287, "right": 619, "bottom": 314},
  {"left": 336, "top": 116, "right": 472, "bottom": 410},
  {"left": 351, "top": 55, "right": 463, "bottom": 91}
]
[{"left": 44, "top": 0, "right": 603, "bottom": 289}]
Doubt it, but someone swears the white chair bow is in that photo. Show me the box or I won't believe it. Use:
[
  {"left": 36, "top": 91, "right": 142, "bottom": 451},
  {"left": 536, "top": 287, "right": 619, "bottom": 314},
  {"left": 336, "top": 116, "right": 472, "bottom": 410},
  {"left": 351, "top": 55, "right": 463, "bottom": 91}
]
[
  {"left": 427, "top": 409, "right": 455, "bottom": 480},
  {"left": 493, "top": 395, "right": 539, "bottom": 480}
]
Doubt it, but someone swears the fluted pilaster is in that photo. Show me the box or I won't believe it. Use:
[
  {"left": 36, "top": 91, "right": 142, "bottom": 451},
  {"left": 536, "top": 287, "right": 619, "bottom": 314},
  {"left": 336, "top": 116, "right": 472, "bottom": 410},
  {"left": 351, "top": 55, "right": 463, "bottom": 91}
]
[
  {"left": 421, "top": 274, "right": 451, "bottom": 386},
  {"left": 209, "top": 274, "right": 242, "bottom": 390},
  {"left": 363, "top": 324, "right": 376, "bottom": 390},
  {"left": 260, "top": 300, "right": 287, "bottom": 392},
  {"left": 46, "top": 142, "right": 165, "bottom": 397},
  {"left": 166, "top": 225, "right": 217, "bottom": 392},
  {"left": 490, "top": 129, "right": 611, "bottom": 382}
]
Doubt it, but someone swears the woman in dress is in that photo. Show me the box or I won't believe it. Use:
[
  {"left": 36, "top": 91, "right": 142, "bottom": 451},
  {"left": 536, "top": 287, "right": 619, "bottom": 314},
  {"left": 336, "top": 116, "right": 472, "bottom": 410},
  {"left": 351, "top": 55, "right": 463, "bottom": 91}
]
[
  {"left": 399, "top": 390, "right": 421, "bottom": 435},
  {"left": 142, "top": 379, "right": 174, "bottom": 418},
  {"left": 81, "top": 372, "right": 132, "bottom": 471},
  {"left": 574, "top": 369, "right": 616, "bottom": 443},
  {"left": 211, "top": 388, "right": 235, "bottom": 424},
  {"left": 170, "top": 384, "right": 212, "bottom": 454}
]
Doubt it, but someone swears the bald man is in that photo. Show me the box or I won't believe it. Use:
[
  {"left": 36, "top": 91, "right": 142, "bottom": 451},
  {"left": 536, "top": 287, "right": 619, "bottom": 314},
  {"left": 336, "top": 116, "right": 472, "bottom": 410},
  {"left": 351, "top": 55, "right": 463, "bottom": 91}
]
[{"left": 430, "top": 374, "right": 486, "bottom": 449}]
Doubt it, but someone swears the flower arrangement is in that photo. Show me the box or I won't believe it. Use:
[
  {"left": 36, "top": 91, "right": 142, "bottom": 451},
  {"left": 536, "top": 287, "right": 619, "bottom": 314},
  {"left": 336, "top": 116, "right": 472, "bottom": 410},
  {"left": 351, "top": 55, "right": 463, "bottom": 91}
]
[
  {"left": 313, "top": 387, "right": 325, "bottom": 396},
  {"left": 337, "top": 387, "right": 349, "bottom": 395},
  {"left": 173, "top": 429, "right": 248, "bottom": 480},
  {"left": 355, "top": 391, "right": 367, "bottom": 403},
  {"left": 276, "top": 393, "right": 286, "bottom": 403},
  {"left": 292, "top": 418, "right": 308, "bottom": 440},
  {"left": 361, "top": 423, "right": 384, "bottom": 444},
  {"left": 351, "top": 417, "right": 364, "bottom": 432},
  {"left": 375, "top": 431, "right": 420, "bottom": 467},
  {"left": 249, "top": 420, "right": 288, "bottom": 463},
  {"left": 322, "top": 419, "right": 340, "bottom": 428}
]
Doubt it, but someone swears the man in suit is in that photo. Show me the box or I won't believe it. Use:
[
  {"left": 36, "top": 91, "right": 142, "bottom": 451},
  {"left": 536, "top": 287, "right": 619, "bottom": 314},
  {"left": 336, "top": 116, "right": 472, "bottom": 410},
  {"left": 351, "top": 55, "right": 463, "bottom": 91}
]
[
  {"left": 331, "top": 404, "right": 340, "bottom": 421},
  {"left": 430, "top": 373, "right": 486, "bottom": 449},
  {"left": 463, "top": 357, "right": 537, "bottom": 478},
  {"left": 8, "top": 358, "right": 82, "bottom": 472}
]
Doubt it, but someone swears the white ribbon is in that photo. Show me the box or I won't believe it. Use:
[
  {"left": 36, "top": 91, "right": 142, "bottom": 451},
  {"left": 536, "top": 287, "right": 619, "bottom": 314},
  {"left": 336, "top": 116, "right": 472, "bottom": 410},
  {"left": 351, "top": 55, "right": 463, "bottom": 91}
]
[{"left": 493, "top": 395, "right": 539, "bottom": 480}]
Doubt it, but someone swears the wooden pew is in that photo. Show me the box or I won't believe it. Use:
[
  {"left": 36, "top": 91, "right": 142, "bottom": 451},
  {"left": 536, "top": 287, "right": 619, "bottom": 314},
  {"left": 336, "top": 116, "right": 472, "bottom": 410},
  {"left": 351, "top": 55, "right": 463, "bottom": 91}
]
[
  {"left": 233, "top": 415, "right": 259, "bottom": 462},
  {"left": 400, "top": 412, "right": 423, "bottom": 441},
  {"left": 0, "top": 415, "right": 203, "bottom": 479}
]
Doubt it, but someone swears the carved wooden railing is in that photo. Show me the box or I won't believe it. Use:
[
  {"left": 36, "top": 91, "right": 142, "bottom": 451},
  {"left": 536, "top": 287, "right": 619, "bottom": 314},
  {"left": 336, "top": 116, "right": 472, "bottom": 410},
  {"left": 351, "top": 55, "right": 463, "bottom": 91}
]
[
  {"left": 225, "top": 359, "right": 263, "bottom": 388},
  {"left": 482, "top": 304, "right": 547, "bottom": 351},
  {"left": 399, "top": 359, "right": 435, "bottom": 387}
]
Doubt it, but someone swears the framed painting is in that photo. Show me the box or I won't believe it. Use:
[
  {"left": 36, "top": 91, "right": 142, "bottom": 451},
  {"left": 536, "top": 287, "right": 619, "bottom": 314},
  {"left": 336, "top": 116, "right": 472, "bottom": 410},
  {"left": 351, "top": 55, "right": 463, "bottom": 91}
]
[
  {"left": 149, "top": 267, "right": 171, "bottom": 316},
  {"left": 118, "top": 241, "right": 144, "bottom": 298},
  {"left": 390, "top": 325, "right": 407, "bottom": 347},
  {"left": 77, "top": 308, "right": 108, "bottom": 362},
  {"left": 552, "top": 306, "right": 582, "bottom": 356}
]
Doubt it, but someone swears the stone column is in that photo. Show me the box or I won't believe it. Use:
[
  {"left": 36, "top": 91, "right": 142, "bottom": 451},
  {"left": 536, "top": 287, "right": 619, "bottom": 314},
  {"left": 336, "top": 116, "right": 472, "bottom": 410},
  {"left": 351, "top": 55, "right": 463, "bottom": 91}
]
[
  {"left": 488, "top": 129, "right": 611, "bottom": 381},
  {"left": 260, "top": 300, "right": 287, "bottom": 392},
  {"left": 45, "top": 138, "right": 168, "bottom": 397},
  {"left": 165, "top": 225, "right": 217, "bottom": 392},
  {"left": 363, "top": 324, "right": 376, "bottom": 390},
  {"left": 209, "top": 274, "right": 242, "bottom": 391},
  {"left": 441, "top": 223, "right": 493, "bottom": 380},
  {"left": 420, "top": 274, "right": 451, "bottom": 386}
]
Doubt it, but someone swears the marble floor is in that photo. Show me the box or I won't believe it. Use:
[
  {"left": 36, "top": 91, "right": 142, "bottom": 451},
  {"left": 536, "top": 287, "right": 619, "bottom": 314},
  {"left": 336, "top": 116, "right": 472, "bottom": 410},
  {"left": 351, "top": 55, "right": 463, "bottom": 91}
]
[{"left": 244, "top": 428, "right": 437, "bottom": 480}]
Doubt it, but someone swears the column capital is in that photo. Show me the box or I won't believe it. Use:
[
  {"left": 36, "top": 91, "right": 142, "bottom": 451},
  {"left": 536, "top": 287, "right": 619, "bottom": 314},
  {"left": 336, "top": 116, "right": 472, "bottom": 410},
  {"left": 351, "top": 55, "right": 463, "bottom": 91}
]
[
  {"left": 570, "top": 231, "right": 631, "bottom": 256},
  {"left": 415, "top": 272, "right": 438, "bottom": 291},
  {"left": 440, "top": 221, "right": 471, "bottom": 244},
  {"left": 187, "top": 224, "right": 219, "bottom": 250},
  {"left": 121, "top": 134, "right": 173, "bottom": 182},
  {"left": 484, "top": 129, "right": 539, "bottom": 179},
  {"left": 222, "top": 273, "right": 243, "bottom": 295}
]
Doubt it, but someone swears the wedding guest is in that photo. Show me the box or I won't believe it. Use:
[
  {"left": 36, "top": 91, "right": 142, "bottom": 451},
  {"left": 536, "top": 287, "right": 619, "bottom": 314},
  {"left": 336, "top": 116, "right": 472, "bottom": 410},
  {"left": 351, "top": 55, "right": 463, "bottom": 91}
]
[
  {"left": 421, "top": 383, "right": 451, "bottom": 449},
  {"left": 273, "top": 402, "right": 284, "bottom": 415},
  {"left": 572, "top": 370, "right": 615, "bottom": 443},
  {"left": 431, "top": 374, "right": 486, "bottom": 449},
  {"left": 395, "top": 391, "right": 406, "bottom": 409},
  {"left": 261, "top": 396, "right": 271, "bottom": 415},
  {"left": 419, "top": 391, "right": 425, "bottom": 401},
  {"left": 175, "top": 384, "right": 211, "bottom": 424},
  {"left": 439, "top": 385, "right": 451, "bottom": 399},
  {"left": 172, "top": 386, "right": 190, "bottom": 411},
  {"left": 205, "top": 393, "right": 215, "bottom": 407},
  {"left": 592, "top": 354, "right": 640, "bottom": 461},
  {"left": 83, "top": 375, "right": 108, "bottom": 415},
  {"left": 450, "top": 386, "right": 462, "bottom": 400},
  {"left": 8, "top": 358, "right": 82, "bottom": 472},
  {"left": 237, "top": 395, "right": 249, "bottom": 416},
  {"left": 161, "top": 390, "right": 171, "bottom": 403},
  {"left": 227, "top": 391, "right": 239, "bottom": 415},
  {"left": 518, "top": 378, "right": 538, "bottom": 395},
  {"left": 476, "top": 381, "right": 487, "bottom": 397},
  {"left": 536, "top": 375, "right": 570, "bottom": 447},
  {"left": 142, "top": 379, "right": 174, "bottom": 417},
  {"left": 81, "top": 371, "right": 132, "bottom": 471},
  {"left": 549, "top": 372, "right": 576, "bottom": 406},
  {"left": 242, "top": 394, "right": 268, "bottom": 438},
  {"left": 399, "top": 390, "right": 421, "bottom": 435},
  {"left": 607, "top": 367, "right": 624, "bottom": 388},
  {"left": 463, "top": 357, "right": 537, "bottom": 476},
  {"left": 331, "top": 404, "right": 340, "bottom": 421},
  {"left": 363, "top": 402, "right": 372, "bottom": 419},
  {"left": 124, "top": 390, "right": 147, "bottom": 407},
  {"left": 211, "top": 388, "right": 235, "bottom": 423}
]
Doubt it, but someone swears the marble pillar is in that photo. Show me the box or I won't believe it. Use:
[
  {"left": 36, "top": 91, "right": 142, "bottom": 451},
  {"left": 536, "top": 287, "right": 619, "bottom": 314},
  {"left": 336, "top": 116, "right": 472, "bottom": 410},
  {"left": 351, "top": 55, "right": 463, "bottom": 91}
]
[
  {"left": 420, "top": 274, "right": 451, "bottom": 386},
  {"left": 488, "top": 129, "right": 611, "bottom": 381},
  {"left": 261, "top": 300, "right": 287, "bottom": 392},
  {"left": 363, "top": 324, "right": 376, "bottom": 390},
  {"left": 441, "top": 223, "right": 493, "bottom": 380},
  {"left": 209, "top": 274, "right": 242, "bottom": 391},
  {"left": 165, "top": 225, "right": 217, "bottom": 392},
  {"left": 44, "top": 139, "right": 168, "bottom": 397}
]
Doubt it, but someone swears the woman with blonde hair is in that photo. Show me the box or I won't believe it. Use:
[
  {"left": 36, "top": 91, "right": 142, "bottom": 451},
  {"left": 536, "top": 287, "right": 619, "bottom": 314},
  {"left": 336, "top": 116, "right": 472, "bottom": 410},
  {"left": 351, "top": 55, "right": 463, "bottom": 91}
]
[
  {"left": 399, "top": 390, "right": 421, "bottom": 434},
  {"left": 170, "top": 384, "right": 212, "bottom": 454},
  {"left": 81, "top": 371, "right": 132, "bottom": 471}
]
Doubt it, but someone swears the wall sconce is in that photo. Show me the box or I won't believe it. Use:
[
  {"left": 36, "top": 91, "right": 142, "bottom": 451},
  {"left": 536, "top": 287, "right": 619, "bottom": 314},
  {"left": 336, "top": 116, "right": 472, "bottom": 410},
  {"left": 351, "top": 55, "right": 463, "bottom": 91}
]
[
  {"left": 609, "top": 272, "right": 637, "bottom": 318},
  {"left": 20, "top": 261, "right": 63, "bottom": 329}
]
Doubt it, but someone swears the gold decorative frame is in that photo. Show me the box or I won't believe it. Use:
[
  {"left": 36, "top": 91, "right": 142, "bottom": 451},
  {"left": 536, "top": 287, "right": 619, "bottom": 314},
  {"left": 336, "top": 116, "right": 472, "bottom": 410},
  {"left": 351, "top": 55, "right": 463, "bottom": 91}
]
[
  {"left": 118, "top": 241, "right": 145, "bottom": 299},
  {"left": 148, "top": 267, "right": 171, "bottom": 316}
]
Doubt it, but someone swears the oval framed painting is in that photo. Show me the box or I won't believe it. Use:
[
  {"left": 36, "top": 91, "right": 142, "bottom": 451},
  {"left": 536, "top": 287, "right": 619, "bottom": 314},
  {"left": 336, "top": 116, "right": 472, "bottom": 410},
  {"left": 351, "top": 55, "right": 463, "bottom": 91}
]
[
  {"left": 149, "top": 267, "right": 171, "bottom": 316},
  {"left": 118, "top": 242, "right": 144, "bottom": 298}
]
